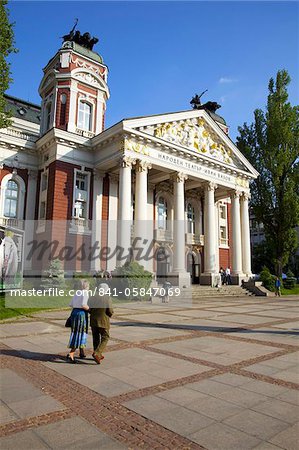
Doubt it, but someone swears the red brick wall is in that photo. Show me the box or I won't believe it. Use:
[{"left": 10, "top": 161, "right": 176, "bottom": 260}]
[
  {"left": 101, "top": 174, "right": 109, "bottom": 270},
  {"left": 218, "top": 202, "right": 232, "bottom": 270}
]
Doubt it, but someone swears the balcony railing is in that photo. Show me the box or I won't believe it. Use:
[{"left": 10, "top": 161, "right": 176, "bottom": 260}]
[
  {"left": 0, "top": 217, "right": 24, "bottom": 230},
  {"left": 75, "top": 128, "right": 95, "bottom": 138},
  {"left": 185, "top": 233, "right": 204, "bottom": 246},
  {"left": 154, "top": 228, "right": 173, "bottom": 242},
  {"left": 69, "top": 217, "right": 91, "bottom": 234},
  {"left": 219, "top": 238, "right": 229, "bottom": 246}
]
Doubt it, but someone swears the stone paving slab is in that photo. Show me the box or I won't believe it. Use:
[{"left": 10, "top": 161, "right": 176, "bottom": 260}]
[
  {"left": 0, "top": 429, "right": 50, "bottom": 449},
  {"left": 228, "top": 330, "right": 299, "bottom": 346},
  {"left": 152, "top": 335, "right": 279, "bottom": 365},
  {"left": 0, "top": 369, "right": 64, "bottom": 421},
  {"left": 0, "top": 321, "right": 63, "bottom": 338},
  {"left": 44, "top": 347, "right": 209, "bottom": 397},
  {"left": 111, "top": 322, "right": 190, "bottom": 341},
  {"left": 188, "top": 422, "right": 262, "bottom": 449}
]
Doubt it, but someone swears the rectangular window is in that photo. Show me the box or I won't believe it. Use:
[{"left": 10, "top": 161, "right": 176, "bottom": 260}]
[
  {"left": 219, "top": 203, "right": 228, "bottom": 246},
  {"left": 39, "top": 201, "right": 46, "bottom": 219},
  {"left": 73, "top": 171, "right": 90, "bottom": 219},
  {"left": 78, "top": 101, "right": 92, "bottom": 131},
  {"left": 38, "top": 170, "right": 48, "bottom": 221},
  {"left": 41, "top": 172, "right": 48, "bottom": 191}
]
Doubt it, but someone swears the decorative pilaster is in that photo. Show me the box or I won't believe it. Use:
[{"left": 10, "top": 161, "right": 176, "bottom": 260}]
[
  {"left": 240, "top": 192, "right": 252, "bottom": 277},
  {"left": 231, "top": 190, "right": 243, "bottom": 282},
  {"left": 24, "top": 170, "right": 38, "bottom": 273}
]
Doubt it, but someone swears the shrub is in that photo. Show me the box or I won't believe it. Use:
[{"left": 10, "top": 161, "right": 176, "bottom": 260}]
[
  {"left": 112, "top": 261, "right": 152, "bottom": 300},
  {"left": 41, "top": 260, "right": 66, "bottom": 290},
  {"left": 283, "top": 271, "right": 296, "bottom": 289},
  {"left": 260, "top": 266, "right": 276, "bottom": 291}
]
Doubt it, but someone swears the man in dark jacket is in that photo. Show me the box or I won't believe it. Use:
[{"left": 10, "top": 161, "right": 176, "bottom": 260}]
[{"left": 88, "top": 282, "right": 114, "bottom": 364}]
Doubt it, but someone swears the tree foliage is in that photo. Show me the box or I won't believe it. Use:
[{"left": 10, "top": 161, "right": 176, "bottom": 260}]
[
  {"left": 0, "top": 0, "right": 17, "bottom": 128},
  {"left": 237, "top": 70, "right": 299, "bottom": 276}
]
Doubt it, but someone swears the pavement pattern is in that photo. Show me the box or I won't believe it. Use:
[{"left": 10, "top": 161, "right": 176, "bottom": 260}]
[{"left": 0, "top": 294, "right": 299, "bottom": 449}]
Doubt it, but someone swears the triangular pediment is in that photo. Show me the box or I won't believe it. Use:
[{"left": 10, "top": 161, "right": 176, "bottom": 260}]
[{"left": 122, "top": 110, "right": 258, "bottom": 177}]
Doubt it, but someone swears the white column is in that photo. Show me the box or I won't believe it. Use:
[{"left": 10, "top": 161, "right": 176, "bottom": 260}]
[
  {"left": 118, "top": 156, "right": 135, "bottom": 264},
  {"left": 134, "top": 160, "right": 152, "bottom": 268},
  {"left": 203, "top": 182, "right": 217, "bottom": 276},
  {"left": 215, "top": 202, "right": 220, "bottom": 274},
  {"left": 24, "top": 170, "right": 38, "bottom": 272},
  {"left": 240, "top": 192, "right": 252, "bottom": 277},
  {"left": 170, "top": 172, "right": 190, "bottom": 286},
  {"left": 231, "top": 190, "right": 243, "bottom": 277},
  {"left": 90, "top": 170, "right": 104, "bottom": 272}
]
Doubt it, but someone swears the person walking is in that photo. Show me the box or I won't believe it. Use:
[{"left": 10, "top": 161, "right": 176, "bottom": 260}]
[
  {"left": 275, "top": 277, "right": 281, "bottom": 297},
  {"left": 67, "top": 279, "right": 89, "bottom": 363},
  {"left": 161, "top": 279, "right": 172, "bottom": 303},
  {"left": 88, "top": 282, "right": 114, "bottom": 364}
]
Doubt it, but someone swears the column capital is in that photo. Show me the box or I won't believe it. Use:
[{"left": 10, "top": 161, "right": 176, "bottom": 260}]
[
  {"left": 171, "top": 172, "right": 188, "bottom": 183},
  {"left": 93, "top": 168, "right": 105, "bottom": 181},
  {"left": 109, "top": 173, "right": 119, "bottom": 184},
  {"left": 231, "top": 189, "right": 242, "bottom": 199},
  {"left": 28, "top": 169, "right": 38, "bottom": 180},
  {"left": 119, "top": 156, "right": 136, "bottom": 169},
  {"left": 136, "top": 160, "right": 152, "bottom": 173},
  {"left": 205, "top": 181, "right": 218, "bottom": 192},
  {"left": 241, "top": 192, "right": 251, "bottom": 201}
]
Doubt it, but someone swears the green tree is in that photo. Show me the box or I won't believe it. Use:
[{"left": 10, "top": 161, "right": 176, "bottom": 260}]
[
  {"left": 237, "top": 70, "right": 299, "bottom": 276},
  {"left": 0, "top": 0, "right": 17, "bottom": 128}
]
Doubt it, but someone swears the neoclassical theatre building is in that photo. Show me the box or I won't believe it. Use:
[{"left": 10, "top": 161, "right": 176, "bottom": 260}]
[{"left": 0, "top": 33, "right": 258, "bottom": 287}]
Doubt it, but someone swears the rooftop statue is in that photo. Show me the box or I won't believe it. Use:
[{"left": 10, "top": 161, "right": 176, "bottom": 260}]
[
  {"left": 62, "top": 19, "right": 99, "bottom": 51},
  {"left": 190, "top": 91, "right": 221, "bottom": 114}
]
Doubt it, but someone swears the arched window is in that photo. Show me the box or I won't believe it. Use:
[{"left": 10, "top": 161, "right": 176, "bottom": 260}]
[
  {"left": 187, "top": 203, "right": 195, "bottom": 234},
  {"left": 158, "top": 196, "right": 167, "bottom": 230},
  {"left": 78, "top": 101, "right": 92, "bottom": 131},
  {"left": 4, "top": 180, "right": 19, "bottom": 218}
]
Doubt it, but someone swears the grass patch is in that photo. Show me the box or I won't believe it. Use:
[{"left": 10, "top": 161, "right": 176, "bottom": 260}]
[
  {"left": 281, "top": 285, "right": 299, "bottom": 296},
  {"left": 0, "top": 293, "right": 70, "bottom": 321}
]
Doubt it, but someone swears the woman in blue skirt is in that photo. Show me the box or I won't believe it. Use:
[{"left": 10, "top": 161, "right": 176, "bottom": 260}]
[{"left": 67, "top": 279, "right": 89, "bottom": 363}]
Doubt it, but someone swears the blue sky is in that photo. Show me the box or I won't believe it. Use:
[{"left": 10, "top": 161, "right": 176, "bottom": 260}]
[{"left": 7, "top": 1, "right": 299, "bottom": 139}]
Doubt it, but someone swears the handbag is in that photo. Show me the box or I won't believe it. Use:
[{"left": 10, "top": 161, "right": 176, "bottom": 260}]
[{"left": 65, "top": 315, "right": 72, "bottom": 328}]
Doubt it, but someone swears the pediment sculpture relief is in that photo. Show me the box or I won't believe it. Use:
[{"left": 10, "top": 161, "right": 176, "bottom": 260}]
[{"left": 154, "top": 119, "right": 238, "bottom": 166}]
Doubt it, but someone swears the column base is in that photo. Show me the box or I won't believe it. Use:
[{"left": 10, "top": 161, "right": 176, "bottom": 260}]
[
  {"left": 231, "top": 273, "right": 246, "bottom": 285},
  {"left": 167, "top": 271, "right": 191, "bottom": 288},
  {"left": 200, "top": 273, "right": 221, "bottom": 287}
]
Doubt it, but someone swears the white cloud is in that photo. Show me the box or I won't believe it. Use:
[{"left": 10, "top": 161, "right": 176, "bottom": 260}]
[{"left": 219, "top": 77, "right": 238, "bottom": 84}]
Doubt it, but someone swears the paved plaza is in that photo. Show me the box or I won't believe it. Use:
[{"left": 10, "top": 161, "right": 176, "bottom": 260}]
[{"left": 1, "top": 294, "right": 299, "bottom": 449}]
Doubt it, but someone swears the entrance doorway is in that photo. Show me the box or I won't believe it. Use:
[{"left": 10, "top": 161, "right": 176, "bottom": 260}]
[
  {"left": 187, "top": 252, "right": 200, "bottom": 284},
  {"left": 156, "top": 247, "right": 170, "bottom": 284}
]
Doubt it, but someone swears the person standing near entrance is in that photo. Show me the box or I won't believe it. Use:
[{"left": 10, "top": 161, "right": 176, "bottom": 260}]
[
  {"left": 225, "top": 267, "right": 232, "bottom": 285},
  {"left": 88, "top": 282, "right": 114, "bottom": 364}
]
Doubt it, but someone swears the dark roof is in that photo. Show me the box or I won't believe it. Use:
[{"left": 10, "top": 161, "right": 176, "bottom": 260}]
[
  {"left": 71, "top": 42, "right": 104, "bottom": 64},
  {"left": 4, "top": 94, "right": 41, "bottom": 124}
]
